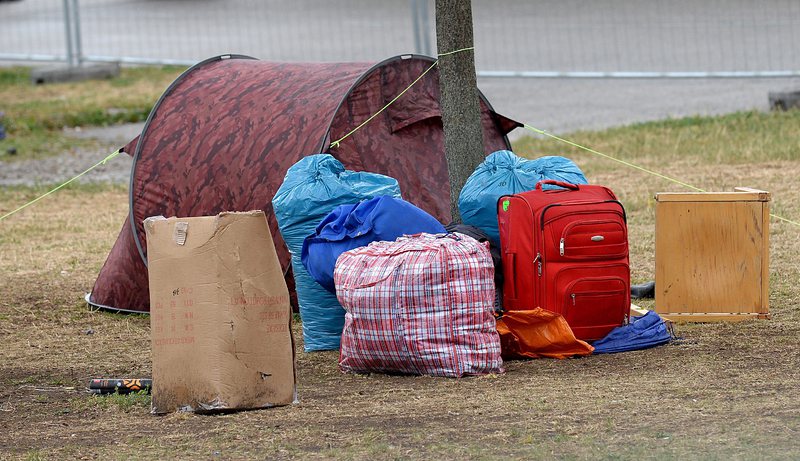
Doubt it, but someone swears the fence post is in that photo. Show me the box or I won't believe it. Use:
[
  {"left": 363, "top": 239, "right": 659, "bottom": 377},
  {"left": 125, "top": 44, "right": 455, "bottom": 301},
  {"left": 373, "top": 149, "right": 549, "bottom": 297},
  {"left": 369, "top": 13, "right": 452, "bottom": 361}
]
[
  {"left": 411, "top": 0, "right": 433, "bottom": 57},
  {"left": 419, "top": 0, "right": 432, "bottom": 57},
  {"left": 71, "top": 0, "right": 84, "bottom": 65},
  {"left": 62, "top": 0, "right": 75, "bottom": 66},
  {"left": 411, "top": 0, "right": 422, "bottom": 54},
  {"left": 61, "top": 0, "right": 83, "bottom": 66}
]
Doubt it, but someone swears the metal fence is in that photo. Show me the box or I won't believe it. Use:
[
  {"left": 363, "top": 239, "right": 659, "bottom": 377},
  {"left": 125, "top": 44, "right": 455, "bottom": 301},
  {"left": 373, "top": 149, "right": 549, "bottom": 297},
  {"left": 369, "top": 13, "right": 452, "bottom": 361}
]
[{"left": 1, "top": 0, "right": 799, "bottom": 78}]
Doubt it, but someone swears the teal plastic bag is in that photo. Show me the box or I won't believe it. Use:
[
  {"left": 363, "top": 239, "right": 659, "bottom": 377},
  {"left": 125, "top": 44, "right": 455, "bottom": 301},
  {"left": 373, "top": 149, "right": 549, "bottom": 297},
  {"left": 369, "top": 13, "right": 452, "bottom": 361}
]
[
  {"left": 272, "top": 154, "right": 401, "bottom": 351},
  {"left": 458, "top": 150, "right": 587, "bottom": 246}
]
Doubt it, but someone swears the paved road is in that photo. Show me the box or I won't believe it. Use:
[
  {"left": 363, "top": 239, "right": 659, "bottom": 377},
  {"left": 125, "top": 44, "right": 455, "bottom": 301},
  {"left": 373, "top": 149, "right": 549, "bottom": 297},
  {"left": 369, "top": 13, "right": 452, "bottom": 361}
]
[
  {"left": 1, "top": 0, "right": 798, "bottom": 136},
  {"left": 67, "top": 76, "right": 800, "bottom": 142},
  {"left": 480, "top": 77, "right": 799, "bottom": 138}
]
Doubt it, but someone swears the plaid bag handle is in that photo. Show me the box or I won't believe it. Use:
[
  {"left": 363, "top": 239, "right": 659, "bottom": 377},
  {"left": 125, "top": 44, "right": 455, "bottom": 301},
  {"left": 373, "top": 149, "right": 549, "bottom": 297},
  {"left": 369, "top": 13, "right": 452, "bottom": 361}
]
[{"left": 346, "top": 259, "right": 405, "bottom": 289}]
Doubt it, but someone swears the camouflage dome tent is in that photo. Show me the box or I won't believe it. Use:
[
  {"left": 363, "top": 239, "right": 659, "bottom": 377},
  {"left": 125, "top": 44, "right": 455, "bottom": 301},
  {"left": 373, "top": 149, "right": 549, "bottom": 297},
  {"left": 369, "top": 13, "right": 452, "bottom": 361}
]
[{"left": 87, "top": 54, "right": 519, "bottom": 313}]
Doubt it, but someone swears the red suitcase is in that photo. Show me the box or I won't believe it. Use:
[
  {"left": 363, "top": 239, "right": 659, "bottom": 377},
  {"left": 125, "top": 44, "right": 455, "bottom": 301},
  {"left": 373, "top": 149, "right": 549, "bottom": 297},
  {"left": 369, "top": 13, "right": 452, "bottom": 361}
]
[{"left": 497, "top": 180, "right": 630, "bottom": 340}]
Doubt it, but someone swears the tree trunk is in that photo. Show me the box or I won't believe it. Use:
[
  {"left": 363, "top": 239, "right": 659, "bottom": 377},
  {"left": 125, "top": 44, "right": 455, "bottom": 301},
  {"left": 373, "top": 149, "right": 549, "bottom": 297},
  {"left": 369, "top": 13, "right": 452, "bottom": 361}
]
[{"left": 435, "top": 0, "right": 485, "bottom": 224}]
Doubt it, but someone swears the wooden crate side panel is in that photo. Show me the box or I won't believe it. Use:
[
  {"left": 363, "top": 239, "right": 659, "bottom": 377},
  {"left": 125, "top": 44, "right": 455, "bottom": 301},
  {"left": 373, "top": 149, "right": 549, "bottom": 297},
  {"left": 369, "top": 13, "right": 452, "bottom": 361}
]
[
  {"left": 655, "top": 201, "right": 765, "bottom": 316},
  {"left": 655, "top": 191, "right": 770, "bottom": 202},
  {"left": 760, "top": 200, "right": 770, "bottom": 315},
  {"left": 658, "top": 313, "right": 769, "bottom": 323}
]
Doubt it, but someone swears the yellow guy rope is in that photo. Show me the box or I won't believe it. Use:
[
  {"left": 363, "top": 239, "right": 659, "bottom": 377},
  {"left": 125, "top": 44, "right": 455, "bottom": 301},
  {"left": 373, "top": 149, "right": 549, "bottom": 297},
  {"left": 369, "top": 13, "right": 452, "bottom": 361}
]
[
  {"left": 4, "top": 46, "right": 797, "bottom": 229},
  {"left": 522, "top": 123, "right": 800, "bottom": 227},
  {"left": 0, "top": 149, "right": 121, "bottom": 222},
  {"left": 329, "top": 47, "right": 475, "bottom": 149}
]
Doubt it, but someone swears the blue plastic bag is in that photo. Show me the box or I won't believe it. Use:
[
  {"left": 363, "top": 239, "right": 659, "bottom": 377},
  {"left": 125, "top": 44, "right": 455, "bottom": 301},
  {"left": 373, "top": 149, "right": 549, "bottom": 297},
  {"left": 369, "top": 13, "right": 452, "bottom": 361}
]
[
  {"left": 272, "top": 154, "right": 401, "bottom": 351},
  {"left": 301, "top": 196, "right": 446, "bottom": 293},
  {"left": 458, "top": 150, "right": 588, "bottom": 246},
  {"left": 592, "top": 311, "right": 672, "bottom": 354}
]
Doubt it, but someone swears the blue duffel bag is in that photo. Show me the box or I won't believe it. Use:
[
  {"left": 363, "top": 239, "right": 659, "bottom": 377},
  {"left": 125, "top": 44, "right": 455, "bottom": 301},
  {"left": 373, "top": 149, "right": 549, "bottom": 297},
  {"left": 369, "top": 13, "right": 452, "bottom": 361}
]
[{"left": 301, "top": 195, "right": 446, "bottom": 293}]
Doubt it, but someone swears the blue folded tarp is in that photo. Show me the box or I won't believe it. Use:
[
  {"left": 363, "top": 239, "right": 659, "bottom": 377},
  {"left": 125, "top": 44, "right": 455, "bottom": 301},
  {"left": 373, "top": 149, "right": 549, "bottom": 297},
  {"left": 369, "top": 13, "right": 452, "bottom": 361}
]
[
  {"left": 592, "top": 310, "right": 672, "bottom": 354},
  {"left": 302, "top": 195, "right": 445, "bottom": 293}
]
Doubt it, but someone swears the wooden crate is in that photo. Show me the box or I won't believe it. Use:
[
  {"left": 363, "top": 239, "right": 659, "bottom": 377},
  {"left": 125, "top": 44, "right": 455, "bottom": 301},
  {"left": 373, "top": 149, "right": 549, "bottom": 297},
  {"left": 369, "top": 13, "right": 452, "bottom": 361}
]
[{"left": 654, "top": 187, "right": 770, "bottom": 322}]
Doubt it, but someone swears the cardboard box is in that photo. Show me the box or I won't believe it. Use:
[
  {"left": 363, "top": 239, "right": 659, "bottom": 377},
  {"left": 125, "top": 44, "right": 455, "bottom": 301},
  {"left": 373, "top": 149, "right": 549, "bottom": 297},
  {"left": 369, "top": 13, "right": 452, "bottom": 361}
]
[
  {"left": 654, "top": 188, "right": 770, "bottom": 322},
  {"left": 145, "top": 211, "right": 296, "bottom": 414}
]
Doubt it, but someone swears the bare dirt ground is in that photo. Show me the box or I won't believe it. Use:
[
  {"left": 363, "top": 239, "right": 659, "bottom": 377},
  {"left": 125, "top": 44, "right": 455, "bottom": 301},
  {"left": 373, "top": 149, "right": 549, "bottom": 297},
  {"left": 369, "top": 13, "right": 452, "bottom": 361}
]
[{"left": 1, "top": 134, "right": 799, "bottom": 458}]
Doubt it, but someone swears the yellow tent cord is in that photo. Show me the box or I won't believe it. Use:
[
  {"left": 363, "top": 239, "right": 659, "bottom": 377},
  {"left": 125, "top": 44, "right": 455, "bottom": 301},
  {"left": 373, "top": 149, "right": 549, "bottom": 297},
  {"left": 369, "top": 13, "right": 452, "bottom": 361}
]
[{"left": 0, "top": 149, "right": 121, "bottom": 222}]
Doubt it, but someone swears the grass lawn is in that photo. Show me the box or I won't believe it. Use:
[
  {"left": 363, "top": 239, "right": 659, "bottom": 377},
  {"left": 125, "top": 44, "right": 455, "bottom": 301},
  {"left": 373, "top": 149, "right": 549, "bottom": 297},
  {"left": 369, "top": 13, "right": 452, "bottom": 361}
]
[
  {"left": 0, "top": 66, "right": 184, "bottom": 160},
  {"left": 1, "top": 66, "right": 799, "bottom": 459}
]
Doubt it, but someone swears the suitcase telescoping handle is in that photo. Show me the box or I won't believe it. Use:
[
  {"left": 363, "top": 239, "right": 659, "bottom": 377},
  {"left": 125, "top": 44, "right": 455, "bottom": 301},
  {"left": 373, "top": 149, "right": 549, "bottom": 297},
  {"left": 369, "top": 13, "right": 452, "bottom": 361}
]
[{"left": 535, "top": 179, "right": 580, "bottom": 191}]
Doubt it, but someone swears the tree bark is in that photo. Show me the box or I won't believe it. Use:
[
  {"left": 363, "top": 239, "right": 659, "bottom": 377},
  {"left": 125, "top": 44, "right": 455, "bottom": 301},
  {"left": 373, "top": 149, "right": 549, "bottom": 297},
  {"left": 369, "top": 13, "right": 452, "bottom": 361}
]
[{"left": 435, "top": 0, "right": 485, "bottom": 224}]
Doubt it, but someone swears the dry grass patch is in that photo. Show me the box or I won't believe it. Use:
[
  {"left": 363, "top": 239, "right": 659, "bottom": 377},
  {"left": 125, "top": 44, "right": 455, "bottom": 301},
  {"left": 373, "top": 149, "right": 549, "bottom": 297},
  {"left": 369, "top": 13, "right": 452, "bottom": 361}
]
[{"left": 1, "top": 111, "right": 800, "bottom": 459}]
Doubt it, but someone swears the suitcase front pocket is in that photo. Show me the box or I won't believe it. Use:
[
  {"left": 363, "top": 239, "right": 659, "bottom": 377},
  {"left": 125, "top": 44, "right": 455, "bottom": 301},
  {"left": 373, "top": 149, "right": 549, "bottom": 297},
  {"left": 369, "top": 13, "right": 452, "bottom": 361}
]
[
  {"left": 562, "top": 277, "right": 628, "bottom": 337},
  {"left": 559, "top": 219, "right": 627, "bottom": 260}
]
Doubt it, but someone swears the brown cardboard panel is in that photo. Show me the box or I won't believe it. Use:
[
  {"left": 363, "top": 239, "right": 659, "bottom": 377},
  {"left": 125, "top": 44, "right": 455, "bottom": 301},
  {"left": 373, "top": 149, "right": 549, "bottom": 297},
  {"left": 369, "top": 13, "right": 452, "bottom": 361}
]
[{"left": 145, "top": 211, "right": 296, "bottom": 414}]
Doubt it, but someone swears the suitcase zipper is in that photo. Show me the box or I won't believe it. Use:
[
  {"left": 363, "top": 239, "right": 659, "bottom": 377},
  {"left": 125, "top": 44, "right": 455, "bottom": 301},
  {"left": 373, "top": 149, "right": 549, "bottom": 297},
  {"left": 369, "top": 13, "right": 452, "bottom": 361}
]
[
  {"left": 534, "top": 252, "right": 542, "bottom": 276},
  {"left": 541, "top": 200, "right": 627, "bottom": 230},
  {"left": 558, "top": 219, "right": 627, "bottom": 260},
  {"left": 569, "top": 288, "right": 625, "bottom": 304},
  {"left": 548, "top": 264, "right": 629, "bottom": 311},
  {"left": 564, "top": 280, "right": 627, "bottom": 332}
]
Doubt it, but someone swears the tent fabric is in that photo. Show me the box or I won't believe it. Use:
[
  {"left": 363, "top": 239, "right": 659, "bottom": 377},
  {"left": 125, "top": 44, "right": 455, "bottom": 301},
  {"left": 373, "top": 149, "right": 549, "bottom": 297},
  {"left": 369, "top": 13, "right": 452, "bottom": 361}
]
[
  {"left": 458, "top": 150, "right": 588, "bottom": 246},
  {"left": 273, "top": 154, "right": 402, "bottom": 352},
  {"left": 592, "top": 310, "right": 672, "bottom": 354},
  {"left": 87, "top": 54, "right": 516, "bottom": 313},
  {"left": 301, "top": 195, "right": 446, "bottom": 293},
  {"left": 86, "top": 215, "right": 150, "bottom": 314},
  {"left": 495, "top": 308, "right": 594, "bottom": 359}
]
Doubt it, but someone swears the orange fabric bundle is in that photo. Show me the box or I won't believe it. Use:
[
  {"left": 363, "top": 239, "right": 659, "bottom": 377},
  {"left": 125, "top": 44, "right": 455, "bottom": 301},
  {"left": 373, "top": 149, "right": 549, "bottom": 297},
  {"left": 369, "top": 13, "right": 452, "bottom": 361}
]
[{"left": 495, "top": 308, "right": 594, "bottom": 359}]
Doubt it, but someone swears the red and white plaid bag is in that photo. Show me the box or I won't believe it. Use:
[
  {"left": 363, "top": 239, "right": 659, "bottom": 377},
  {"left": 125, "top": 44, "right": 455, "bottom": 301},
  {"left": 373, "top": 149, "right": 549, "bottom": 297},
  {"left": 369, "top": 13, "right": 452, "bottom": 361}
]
[{"left": 334, "top": 233, "right": 503, "bottom": 377}]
